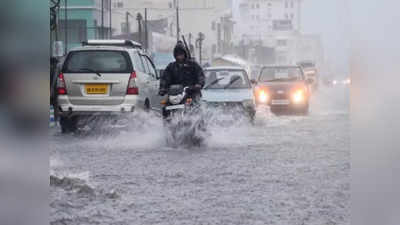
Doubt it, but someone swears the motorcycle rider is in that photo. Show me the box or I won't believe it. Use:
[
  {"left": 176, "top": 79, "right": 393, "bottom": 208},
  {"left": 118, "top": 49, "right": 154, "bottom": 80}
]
[{"left": 159, "top": 41, "right": 205, "bottom": 118}]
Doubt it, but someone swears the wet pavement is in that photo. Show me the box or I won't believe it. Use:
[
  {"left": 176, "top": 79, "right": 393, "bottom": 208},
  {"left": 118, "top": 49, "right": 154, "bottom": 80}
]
[{"left": 50, "top": 86, "right": 350, "bottom": 225}]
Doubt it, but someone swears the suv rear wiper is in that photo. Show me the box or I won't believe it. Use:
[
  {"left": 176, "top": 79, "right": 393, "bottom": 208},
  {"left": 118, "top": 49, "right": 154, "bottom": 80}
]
[{"left": 78, "top": 68, "right": 102, "bottom": 77}]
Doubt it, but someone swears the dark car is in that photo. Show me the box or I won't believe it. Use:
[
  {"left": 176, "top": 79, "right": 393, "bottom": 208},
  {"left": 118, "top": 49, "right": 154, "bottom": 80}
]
[{"left": 253, "top": 66, "right": 312, "bottom": 114}]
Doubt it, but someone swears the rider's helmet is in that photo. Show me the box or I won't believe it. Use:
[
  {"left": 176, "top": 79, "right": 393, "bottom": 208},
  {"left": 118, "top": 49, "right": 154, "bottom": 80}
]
[{"left": 173, "top": 41, "right": 188, "bottom": 60}]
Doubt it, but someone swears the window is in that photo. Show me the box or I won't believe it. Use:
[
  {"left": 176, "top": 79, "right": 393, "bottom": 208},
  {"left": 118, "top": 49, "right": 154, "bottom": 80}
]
[
  {"left": 132, "top": 52, "right": 145, "bottom": 73},
  {"left": 285, "top": 13, "right": 289, "bottom": 19},
  {"left": 212, "top": 21, "right": 216, "bottom": 31},
  {"left": 64, "top": 51, "right": 132, "bottom": 73},
  {"left": 291, "top": 1, "right": 294, "bottom": 8},
  {"left": 59, "top": 19, "right": 87, "bottom": 44},
  {"left": 268, "top": 2, "right": 272, "bottom": 7},
  {"left": 285, "top": 1, "right": 288, "bottom": 8},
  {"left": 290, "top": 13, "right": 294, "bottom": 19},
  {"left": 259, "top": 67, "right": 303, "bottom": 82},
  {"left": 104, "top": 0, "right": 111, "bottom": 10},
  {"left": 277, "top": 39, "right": 288, "bottom": 46},
  {"left": 256, "top": 4, "right": 260, "bottom": 8},
  {"left": 121, "top": 22, "right": 130, "bottom": 34},
  {"left": 143, "top": 56, "right": 157, "bottom": 77},
  {"left": 140, "top": 55, "right": 150, "bottom": 74},
  {"left": 117, "top": 2, "right": 123, "bottom": 8}
]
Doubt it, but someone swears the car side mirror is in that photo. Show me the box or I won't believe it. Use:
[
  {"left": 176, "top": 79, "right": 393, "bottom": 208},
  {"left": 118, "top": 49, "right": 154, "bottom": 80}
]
[
  {"left": 250, "top": 79, "right": 258, "bottom": 85},
  {"left": 306, "top": 78, "right": 313, "bottom": 84}
]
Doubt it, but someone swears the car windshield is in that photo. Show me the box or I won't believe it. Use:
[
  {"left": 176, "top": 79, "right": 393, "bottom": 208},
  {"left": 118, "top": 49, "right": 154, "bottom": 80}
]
[
  {"left": 259, "top": 67, "right": 303, "bottom": 82},
  {"left": 204, "top": 70, "right": 250, "bottom": 89},
  {"left": 64, "top": 51, "right": 132, "bottom": 73}
]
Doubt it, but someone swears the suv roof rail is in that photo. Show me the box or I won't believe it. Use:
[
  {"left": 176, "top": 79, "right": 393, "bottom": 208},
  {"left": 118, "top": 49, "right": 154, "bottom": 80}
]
[{"left": 82, "top": 40, "right": 142, "bottom": 49}]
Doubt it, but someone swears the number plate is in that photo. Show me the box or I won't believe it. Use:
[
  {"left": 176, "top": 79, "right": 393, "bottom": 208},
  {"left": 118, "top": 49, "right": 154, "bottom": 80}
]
[
  {"left": 271, "top": 99, "right": 290, "bottom": 105},
  {"left": 166, "top": 104, "right": 185, "bottom": 110},
  {"left": 85, "top": 84, "right": 108, "bottom": 94}
]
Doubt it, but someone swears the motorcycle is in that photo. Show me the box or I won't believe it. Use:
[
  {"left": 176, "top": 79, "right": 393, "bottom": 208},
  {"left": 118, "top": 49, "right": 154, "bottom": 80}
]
[{"left": 161, "top": 85, "right": 206, "bottom": 147}]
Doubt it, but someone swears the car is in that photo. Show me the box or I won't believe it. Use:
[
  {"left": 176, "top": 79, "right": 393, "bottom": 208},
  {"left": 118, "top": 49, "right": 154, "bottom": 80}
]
[
  {"left": 297, "top": 60, "right": 319, "bottom": 92},
  {"left": 202, "top": 66, "right": 256, "bottom": 122},
  {"left": 303, "top": 68, "right": 319, "bottom": 91},
  {"left": 253, "top": 65, "right": 312, "bottom": 114},
  {"left": 57, "top": 40, "right": 162, "bottom": 133},
  {"left": 324, "top": 76, "right": 351, "bottom": 87}
]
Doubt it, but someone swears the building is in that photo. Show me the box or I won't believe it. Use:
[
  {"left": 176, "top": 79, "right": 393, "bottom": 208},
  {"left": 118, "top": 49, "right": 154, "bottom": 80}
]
[
  {"left": 56, "top": 0, "right": 112, "bottom": 52},
  {"left": 232, "top": 0, "right": 302, "bottom": 42},
  {"left": 231, "top": 0, "right": 306, "bottom": 65}
]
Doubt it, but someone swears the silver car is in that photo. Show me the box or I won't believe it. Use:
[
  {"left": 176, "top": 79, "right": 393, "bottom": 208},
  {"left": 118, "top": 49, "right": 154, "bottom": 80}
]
[
  {"left": 57, "top": 40, "right": 162, "bottom": 132},
  {"left": 202, "top": 67, "right": 256, "bottom": 122}
]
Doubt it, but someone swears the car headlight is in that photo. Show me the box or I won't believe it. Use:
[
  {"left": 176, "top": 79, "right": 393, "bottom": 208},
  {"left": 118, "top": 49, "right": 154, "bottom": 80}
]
[{"left": 292, "top": 89, "right": 305, "bottom": 104}]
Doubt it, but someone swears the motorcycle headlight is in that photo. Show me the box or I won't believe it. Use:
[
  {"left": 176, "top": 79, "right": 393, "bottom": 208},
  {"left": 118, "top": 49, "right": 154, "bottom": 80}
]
[
  {"left": 169, "top": 94, "right": 184, "bottom": 105},
  {"left": 257, "top": 90, "right": 269, "bottom": 103}
]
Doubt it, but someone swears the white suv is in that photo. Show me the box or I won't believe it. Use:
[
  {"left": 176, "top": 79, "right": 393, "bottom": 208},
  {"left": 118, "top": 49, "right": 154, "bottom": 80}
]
[{"left": 57, "top": 40, "right": 162, "bottom": 132}]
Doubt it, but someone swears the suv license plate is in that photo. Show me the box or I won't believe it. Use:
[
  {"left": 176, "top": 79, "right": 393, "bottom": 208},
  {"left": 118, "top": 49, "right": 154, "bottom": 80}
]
[
  {"left": 271, "top": 99, "right": 290, "bottom": 105},
  {"left": 166, "top": 104, "right": 185, "bottom": 110},
  {"left": 86, "top": 84, "right": 108, "bottom": 94}
]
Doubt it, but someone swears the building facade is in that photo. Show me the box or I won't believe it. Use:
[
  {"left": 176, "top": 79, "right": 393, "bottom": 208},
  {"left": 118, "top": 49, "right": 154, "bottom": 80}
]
[
  {"left": 57, "top": 0, "right": 112, "bottom": 52},
  {"left": 232, "top": 0, "right": 305, "bottom": 65}
]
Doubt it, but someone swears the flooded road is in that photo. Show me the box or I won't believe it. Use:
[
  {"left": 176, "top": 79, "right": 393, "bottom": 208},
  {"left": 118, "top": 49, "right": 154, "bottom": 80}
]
[{"left": 50, "top": 86, "right": 350, "bottom": 225}]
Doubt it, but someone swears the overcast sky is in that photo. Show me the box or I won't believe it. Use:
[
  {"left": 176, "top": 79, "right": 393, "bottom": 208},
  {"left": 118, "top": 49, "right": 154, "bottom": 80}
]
[{"left": 301, "top": 0, "right": 350, "bottom": 74}]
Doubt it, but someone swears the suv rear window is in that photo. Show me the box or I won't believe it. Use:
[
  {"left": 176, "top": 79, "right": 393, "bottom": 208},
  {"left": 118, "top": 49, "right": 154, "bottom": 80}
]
[{"left": 63, "top": 50, "right": 132, "bottom": 73}]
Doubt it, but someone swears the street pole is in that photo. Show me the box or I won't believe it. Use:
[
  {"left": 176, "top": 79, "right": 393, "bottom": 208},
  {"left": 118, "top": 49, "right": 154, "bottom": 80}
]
[
  {"left": 64, "top": 0, "right": 68, "bottom": 54},
  {"left": 145, "top": 8, "right": 148, "bottom": 50},
  {"left": 137, "top": 13, "right": 143, "bottom": 45},
  {"left": 197, "top": 32, "right": 204, "bottom": 65},
  {"left": 125, "top": 12, "right": 130, "bottom": 34},
  {"left": 109, "top": 0, "right": 112, "bottom": 39},
  {"left": 101, "top": 0, "right": 104, "bottom": 39},
  {"left": 176, "top": 5, "right": 180, "bottom": 42}
]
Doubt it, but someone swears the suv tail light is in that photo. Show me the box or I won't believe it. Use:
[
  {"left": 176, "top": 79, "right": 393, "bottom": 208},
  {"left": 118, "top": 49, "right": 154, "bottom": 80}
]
[
  {"left": 127, "top": 72, "right": 139, "bottom": 95},
  {"left": 57, "top": 73, "right": 67, "bottom": 95}
]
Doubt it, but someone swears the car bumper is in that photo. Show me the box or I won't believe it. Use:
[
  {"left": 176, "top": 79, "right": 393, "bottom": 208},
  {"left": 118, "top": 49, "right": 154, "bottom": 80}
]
[{"left": 57, "top": 95, "right": 138, "bottom": 116}]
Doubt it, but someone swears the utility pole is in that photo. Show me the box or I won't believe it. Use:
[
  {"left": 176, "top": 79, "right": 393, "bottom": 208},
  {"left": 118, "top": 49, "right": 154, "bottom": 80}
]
[
  {"left": 144, "top": 8, "right": 148, "bottom": 50},
  {"left": 176, "top": 4, "right": 180, "bottom": 42},
  {"left": 125, "top": 12, "right": 130, "bottom": 34},
  {"left": 64, "top": 0, "right": 68, "bottom": 54},
  {"left": 196, "top": 32, "right": 205, "bottom": 65},
  {"left": 137, "top": 13, "right": 143, "bottom": 45},
  {"left": 109, "top": 0, "right": 112, "bottom": 39},
  {"left": 101, "top": 0, "right": 104, "bottom": 39}
]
